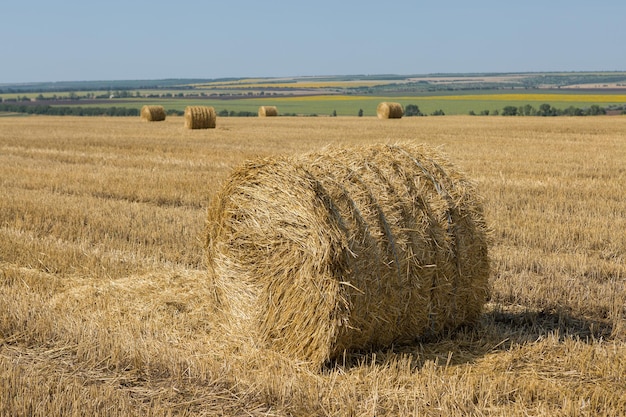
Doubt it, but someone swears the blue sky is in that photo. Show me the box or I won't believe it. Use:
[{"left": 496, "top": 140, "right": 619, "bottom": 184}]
[{"left": 2, "top": 0, "right": 625, "bottom": 83}]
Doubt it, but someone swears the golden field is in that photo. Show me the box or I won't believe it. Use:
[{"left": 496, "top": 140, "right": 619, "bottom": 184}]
[{"left": 1, "top": 115, "right": 625, "bottom": 416}]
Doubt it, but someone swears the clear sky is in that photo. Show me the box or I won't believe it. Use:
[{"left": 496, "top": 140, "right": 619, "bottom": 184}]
[{"left": 2, "top": 0, "right": 625, "bottom": 83}]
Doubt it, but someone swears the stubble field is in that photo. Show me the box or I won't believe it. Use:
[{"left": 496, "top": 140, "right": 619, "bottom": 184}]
[{"left": 1, "top": 115, "right": 625, "bottom": 416}]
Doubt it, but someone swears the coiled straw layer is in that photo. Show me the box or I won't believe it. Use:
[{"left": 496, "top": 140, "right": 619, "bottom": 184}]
[
  {"left": 184, "top": 106, "right": 216, "bottom": 129},
  {"left": 258, "top": 106, "right": 278, "bottom": 117},
  {"left": 377, "top": 102, "right": 404, "bottom": 119},
  {"left": 140, "top": 105, "right": 166, "bottom": 122},
  {"left": 207, "top": 142, "right": 490, "bottom": 368}
]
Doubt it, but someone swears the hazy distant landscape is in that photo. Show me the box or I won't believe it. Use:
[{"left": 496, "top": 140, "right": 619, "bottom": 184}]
[{"left": 2, "top": 72, "right": 626, "bottom": 117}]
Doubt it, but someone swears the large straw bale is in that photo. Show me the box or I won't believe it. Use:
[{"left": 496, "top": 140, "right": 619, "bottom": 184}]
[
  {"left": 258, "top": 106, "right": 278, "bottom": 117},
  {"left": 206, "top": 143, "right": 490, "bottom": 368},
  {"left": 140, "top": 105, "right": 166, "bottom": 122},
  {"left": 184, "top": 106, "right": 216, "bottom": 129},
  {"left": 377, "top": 102, "right": 404, "bottom": 119}
]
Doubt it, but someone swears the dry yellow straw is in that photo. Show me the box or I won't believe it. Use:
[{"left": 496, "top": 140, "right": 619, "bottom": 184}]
[
  {"left": 184, "top": 106, "right": 216, "bottom": 129},
  {"left": 258, "top": 106, "right": 278, "bottom": 117},
  {"left": 377, "top": 102, "right": 404, "bottom": 119},
  {"left": 140, "top": 105, "right": 166, "bottom": 121},
  {"left": 207, "top": 142, "right": 490, "bottom": 368}
]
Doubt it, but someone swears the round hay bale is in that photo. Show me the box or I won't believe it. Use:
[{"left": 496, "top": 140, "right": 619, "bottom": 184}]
[
  {"left": 140, "top": 105, "right": 166, "bottom": 122},
  {"left": 184, "top": 106, "right": 216, "bottom": 129},
  {"left": 377, "top": 102, "right": 404, "bottom": 119},
  {"left": 258, "top": 106, "right": 278, "bottom": 117},
  {"left": 207, "top": 143, "right": 490, "bottom": 368}
]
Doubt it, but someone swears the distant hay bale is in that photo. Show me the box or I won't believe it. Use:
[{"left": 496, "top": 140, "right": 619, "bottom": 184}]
[
  {"left": 377, "top": 102, "right": 404, "bottom": 119},
  {"left": 206, "top": 143, "right": 490, "bottom": 368},
  {"left": 258, "top": 106, "right": 278, "bottom": 117},
  {"left": 141, "top": 105, "right": 166, "bottom": 122},
  {"left": 184, "top": 106, "right": 216, "bottom": 129}
]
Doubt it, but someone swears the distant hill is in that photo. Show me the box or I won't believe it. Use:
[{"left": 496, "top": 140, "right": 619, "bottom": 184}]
[
  {"left": 2, "top": 72, "right": 626, "bottom": 94},
  {"left": 0, "top": 78, "right": 219, "bottom": 93}
]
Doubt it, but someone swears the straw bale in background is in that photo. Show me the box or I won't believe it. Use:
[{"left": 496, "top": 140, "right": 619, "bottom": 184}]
[
  {"left": 140, "top": 105, "right": 166, "bottom": 122},
  {"left": 377, "top": 102, "right": 404, "bottom": 119},
  {"left": 258, "top": 106, "right": 278, "bottom": 117},
  {"left": 184, "top": 106, "right": 216, "bottom": 129}
]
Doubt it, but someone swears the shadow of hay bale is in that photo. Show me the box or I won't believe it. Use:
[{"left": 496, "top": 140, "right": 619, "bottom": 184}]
[{"left": 322, "top": 302, "right": 618, "bottom": 371}]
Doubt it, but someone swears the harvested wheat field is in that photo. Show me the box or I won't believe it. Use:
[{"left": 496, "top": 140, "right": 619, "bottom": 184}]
[{"left": 1, "top": 115, "right": 625, "bottom": 416}]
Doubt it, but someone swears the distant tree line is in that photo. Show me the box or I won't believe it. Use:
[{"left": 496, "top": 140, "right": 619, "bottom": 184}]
[
  {"left": 405, "top": 104, "right": 423, "bottom": 116},
  {"left": 3, "top": 102, "right": 622, "bottom": 117},
  {"left": 469, "top": 103, "right": 621, "bottom": 116},
  {"left": 405, "top": 104, "right": 446, "bottom": 116},
  {"left": 217, "top": 109, "right": 257, "bottom": 117},
  {"left": 0, "top": 103, "right": 264, "bottom": 117},
  {"left": 0, "top": 103, "right": 189, "bottom": 117},
  {"left": 0, "top": 103, "right": 140, "bottom": 116}
]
